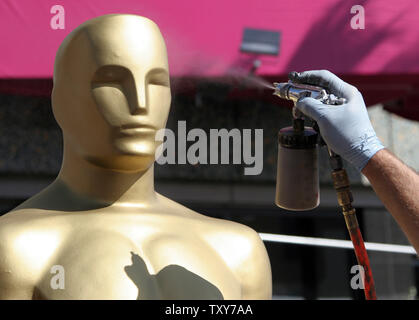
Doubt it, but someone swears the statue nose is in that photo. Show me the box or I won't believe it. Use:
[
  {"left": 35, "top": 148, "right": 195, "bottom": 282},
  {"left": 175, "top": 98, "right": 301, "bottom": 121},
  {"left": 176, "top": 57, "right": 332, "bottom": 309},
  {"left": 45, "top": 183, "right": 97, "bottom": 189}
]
[{"left": 132, "top": 83, "right": 147, "bottom": 115}]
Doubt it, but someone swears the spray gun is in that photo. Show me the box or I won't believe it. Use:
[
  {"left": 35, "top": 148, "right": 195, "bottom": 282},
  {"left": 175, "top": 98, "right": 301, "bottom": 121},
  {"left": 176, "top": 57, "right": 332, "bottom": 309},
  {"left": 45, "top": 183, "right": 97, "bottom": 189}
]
[
  {"left": 273, "top": 81, "right": 347, "bottom": 106},
  {"left": 272, "top": 80, "right": 377, "bottom": 300}
]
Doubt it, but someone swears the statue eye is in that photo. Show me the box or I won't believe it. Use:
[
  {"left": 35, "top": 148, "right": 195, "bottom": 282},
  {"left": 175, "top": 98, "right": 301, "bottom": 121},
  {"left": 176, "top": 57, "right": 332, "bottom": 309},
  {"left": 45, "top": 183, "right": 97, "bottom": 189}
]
[
  {"left": 147, "top": 69, "right": 169, "bottom": 87},
  {"left": 105, "top": 71, "right": 114, "bottom": 79},
  {"left": 92, "top": 66, "right": 129, "bottom": 83}
]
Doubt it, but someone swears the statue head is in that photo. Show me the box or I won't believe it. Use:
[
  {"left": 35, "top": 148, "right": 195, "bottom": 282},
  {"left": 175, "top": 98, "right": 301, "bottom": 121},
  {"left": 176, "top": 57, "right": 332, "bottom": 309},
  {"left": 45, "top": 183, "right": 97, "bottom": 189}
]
[{"left": 52, "top": 14, "right": 171, "bottom": 172}]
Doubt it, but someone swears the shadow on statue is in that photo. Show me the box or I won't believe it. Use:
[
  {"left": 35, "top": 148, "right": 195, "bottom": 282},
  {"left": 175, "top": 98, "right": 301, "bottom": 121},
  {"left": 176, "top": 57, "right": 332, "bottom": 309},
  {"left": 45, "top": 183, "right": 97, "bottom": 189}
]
[{"left": 124, "top": 251, "right": 224, "bottom": 300}]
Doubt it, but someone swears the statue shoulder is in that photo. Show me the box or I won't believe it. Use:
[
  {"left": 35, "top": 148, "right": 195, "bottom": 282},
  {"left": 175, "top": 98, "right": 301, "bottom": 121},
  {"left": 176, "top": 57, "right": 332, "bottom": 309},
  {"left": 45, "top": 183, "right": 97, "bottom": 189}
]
[
  {"left": 0, "top": 208, "right": 52, "bottom": 265},
  {"left": 0, "top": 210, "right": 42, "bottom": 299},
  {"left": 0, "top": 209, "right": 60, "bottom": 299},
  {"left": 204, "top": 219, "right": 273, "bottom": 299},
  {"left": 0, "top": 209, "right": 31, "bottom": 245},
  {"left": 145, "top": 194, "right": 272, "bottom": 298}
]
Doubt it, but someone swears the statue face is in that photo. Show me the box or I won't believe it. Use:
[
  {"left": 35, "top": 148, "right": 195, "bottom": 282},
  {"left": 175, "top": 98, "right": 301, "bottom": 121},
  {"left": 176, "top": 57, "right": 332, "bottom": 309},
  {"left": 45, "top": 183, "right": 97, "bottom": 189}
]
[{"left": 52, "top": 15, "right": 171, "bottom": 171}]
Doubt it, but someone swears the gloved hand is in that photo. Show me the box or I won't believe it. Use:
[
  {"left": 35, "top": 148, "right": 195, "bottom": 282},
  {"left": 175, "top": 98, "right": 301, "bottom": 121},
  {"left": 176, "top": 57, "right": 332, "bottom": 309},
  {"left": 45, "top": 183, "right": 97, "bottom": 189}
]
[{"left": 289, "top": 70, "right": 385, "bottom": 171}]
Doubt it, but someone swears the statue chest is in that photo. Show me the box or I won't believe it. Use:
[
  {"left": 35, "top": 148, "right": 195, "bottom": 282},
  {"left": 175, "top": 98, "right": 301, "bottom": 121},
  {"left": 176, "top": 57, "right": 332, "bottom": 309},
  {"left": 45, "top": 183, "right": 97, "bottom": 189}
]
[{"left": 33, "top": 228, "right": 241, "bottom": 300}]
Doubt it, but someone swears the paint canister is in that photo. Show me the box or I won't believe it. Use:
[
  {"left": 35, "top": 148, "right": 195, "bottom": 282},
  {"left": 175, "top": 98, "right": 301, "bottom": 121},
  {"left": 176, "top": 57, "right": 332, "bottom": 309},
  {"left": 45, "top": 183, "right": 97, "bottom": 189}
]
[{"left": 275, "top": 121, "right": 320, "bottom": 211}]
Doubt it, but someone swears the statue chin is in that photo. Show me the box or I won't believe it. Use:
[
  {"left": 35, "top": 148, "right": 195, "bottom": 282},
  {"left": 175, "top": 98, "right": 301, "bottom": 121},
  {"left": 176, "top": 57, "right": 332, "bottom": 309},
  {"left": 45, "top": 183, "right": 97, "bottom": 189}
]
[
  {"left": 113, "top": 138, "right": 157, "bottom": 158},
  {"left": 85, "top": 146, "right": 156, "bottom": 172}
]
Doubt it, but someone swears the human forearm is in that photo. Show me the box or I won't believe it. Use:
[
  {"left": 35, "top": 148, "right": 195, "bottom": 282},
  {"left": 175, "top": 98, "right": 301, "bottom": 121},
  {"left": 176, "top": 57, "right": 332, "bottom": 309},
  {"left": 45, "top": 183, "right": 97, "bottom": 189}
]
[{"left": 362, "top": 149, "right": 419, "bottom": 253}]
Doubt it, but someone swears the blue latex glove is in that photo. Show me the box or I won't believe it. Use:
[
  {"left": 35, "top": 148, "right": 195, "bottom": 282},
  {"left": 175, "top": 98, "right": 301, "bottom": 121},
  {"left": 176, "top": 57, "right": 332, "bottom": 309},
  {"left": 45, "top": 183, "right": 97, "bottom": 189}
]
[{"left": 290, "top": 70, "right": 385, "bottom": 171}]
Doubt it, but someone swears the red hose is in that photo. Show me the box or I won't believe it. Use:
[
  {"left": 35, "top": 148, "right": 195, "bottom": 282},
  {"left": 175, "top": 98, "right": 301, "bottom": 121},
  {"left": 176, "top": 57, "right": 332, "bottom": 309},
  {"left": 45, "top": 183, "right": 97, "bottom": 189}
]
[
  {"left": 328, "top": 161, "right": 377, "bottom": 300},
  {"left": 348, "top": 225, "right": 377, "bottom": 300}
]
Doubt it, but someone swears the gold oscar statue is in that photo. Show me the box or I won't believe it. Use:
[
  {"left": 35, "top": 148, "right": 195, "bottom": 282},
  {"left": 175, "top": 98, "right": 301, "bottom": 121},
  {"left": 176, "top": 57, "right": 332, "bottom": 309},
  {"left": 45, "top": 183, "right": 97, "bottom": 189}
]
[{"left": 0, "top": 14, "right": 272, "bottom": 299}]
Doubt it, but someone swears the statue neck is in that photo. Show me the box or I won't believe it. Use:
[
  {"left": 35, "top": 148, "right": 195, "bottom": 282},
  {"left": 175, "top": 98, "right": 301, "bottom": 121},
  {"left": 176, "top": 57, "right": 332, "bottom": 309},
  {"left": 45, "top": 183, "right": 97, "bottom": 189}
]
[{"left": 57, "top": 142, "right": 157, "bottom": 208}]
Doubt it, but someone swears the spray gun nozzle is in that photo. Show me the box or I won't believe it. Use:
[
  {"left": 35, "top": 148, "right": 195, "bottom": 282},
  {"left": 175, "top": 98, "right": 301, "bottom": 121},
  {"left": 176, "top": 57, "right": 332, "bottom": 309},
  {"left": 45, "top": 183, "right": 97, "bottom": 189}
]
[
  {"left": 272, "top": 82, "right": 289, "bottom": 100},
  {"left": 272, "top": 81, "right": 347, "bottom": 105}
]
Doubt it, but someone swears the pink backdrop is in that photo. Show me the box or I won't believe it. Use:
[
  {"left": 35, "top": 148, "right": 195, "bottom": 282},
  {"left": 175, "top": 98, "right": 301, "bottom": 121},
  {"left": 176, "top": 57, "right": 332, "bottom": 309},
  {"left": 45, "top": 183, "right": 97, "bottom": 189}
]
[
  {"left": 1, "top": 0, "right": 419, "bottom": 78},
  {"left": 1, "top": 0, "right": 419, "bottom": 120}
]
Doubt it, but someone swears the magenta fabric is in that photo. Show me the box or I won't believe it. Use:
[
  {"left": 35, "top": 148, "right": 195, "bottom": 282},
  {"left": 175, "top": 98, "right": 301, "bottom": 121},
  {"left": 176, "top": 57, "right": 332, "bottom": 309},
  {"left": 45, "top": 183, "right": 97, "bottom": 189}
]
[{"left": 1, "top": 0, "right": 419, "bottom": 79}]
